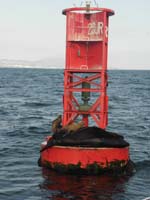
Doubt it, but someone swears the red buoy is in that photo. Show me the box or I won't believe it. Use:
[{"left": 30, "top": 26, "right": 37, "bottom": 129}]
[{"left": 39, "top": 3, "right": 131, "bottom": 174}]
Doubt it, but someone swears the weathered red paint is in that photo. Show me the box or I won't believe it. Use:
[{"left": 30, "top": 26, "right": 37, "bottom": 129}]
[
  {"left": 62, "top": 7, "right": 114, "bottom": 128},
  {"left": 41, "top": 145, "right": 129, "bottom": 169}
]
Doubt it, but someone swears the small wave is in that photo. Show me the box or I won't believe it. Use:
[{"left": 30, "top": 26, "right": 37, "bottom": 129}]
[
  {"left": 0, "top": 109, "right": 9, "bottom": 115},
  {"left": 28, "top": 126, "right": 48, "bottom": 134},
  {"left": 22, "top": 102, "right": 50, "bottom": 107},
  {"left": 135, "top": 160, "right": 150, "bottom": 171},
  {"left": 19, "top": 116, "right": 45, "bottom": 121}
]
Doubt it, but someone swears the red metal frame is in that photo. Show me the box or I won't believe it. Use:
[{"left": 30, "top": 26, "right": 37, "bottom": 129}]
[{"left": 62, "top": 7, "right": 114, "bottom": 129}]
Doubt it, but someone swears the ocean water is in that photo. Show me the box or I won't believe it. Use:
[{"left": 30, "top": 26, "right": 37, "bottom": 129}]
[{"left": 0, "top": 68, "right": 150, "bottom": 200}]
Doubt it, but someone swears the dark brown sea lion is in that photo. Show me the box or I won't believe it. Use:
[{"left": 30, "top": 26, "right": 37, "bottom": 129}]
[
  {"left": 62, "top": 121, "right": 85, "bottom": 134},
  {"left": 51, "top": 115, "right": 62, "bottom": 134},
  {"left": 52, "top": 115, "right": 85, "bottom": 134}
]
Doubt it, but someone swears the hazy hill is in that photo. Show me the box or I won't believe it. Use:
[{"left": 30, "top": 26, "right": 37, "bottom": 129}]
[{"left": 0, "top": 58, "right": 64, "bottom": 68}]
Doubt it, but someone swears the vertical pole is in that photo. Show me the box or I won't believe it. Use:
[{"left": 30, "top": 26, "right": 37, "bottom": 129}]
[
  {"left": 100, "top": 11, "right": 108, "bottom": 129},
  {"left": 83, "top": 115, "right": 88, "bottom": 127}
]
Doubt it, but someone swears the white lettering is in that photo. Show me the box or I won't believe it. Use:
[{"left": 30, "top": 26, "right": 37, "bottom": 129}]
[
  {"left": 88, "top": 22, "right": 108, "bottom": 38},
  {"left": 88, "top": 22, "right": 97, "bottom": 35},
  {"left": 97, "top": 22, "right": 103, "bottom": 35}
]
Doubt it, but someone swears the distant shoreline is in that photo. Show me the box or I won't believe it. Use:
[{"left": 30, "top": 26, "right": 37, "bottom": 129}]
[
  {"left": 0, "top": 66, "right": 63, "bottom": 69},
  {"left": 0, "top": 66, "right": 149, "bottom": 70}
]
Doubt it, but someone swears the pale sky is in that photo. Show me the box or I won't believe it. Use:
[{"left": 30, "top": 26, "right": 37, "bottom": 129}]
[{"left": 0, "top": 0, "right": 150, "bottom": 69}]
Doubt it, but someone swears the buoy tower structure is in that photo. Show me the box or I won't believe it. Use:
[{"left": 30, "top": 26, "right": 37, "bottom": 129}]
[
  {"left": 39, "top": 2, "right": 130, "bottom": 173},
  {"left": 63, "top": 4, "right": 114, "bottom": 129}
]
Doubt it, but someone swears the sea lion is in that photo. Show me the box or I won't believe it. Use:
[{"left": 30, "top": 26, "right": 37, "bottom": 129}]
[
  {"left": 41, "top": 126, "right": 129, "bottom": 152},
  {"left": 51, "top": 115, "right": 62, "bottom": 134},
  {"left": 52, "top": 115, "right": 85, "bottom": 134},
  {"left": 62, "top": 121, "right": 85, "bottom": 134}
]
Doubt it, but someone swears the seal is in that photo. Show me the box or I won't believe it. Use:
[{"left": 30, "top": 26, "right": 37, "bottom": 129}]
[
  {"left": 51, "top": 115, "right": 62, "bottom": 134},
  {"left": 52, "top": 115, "right": 85, "bottom": 134}
]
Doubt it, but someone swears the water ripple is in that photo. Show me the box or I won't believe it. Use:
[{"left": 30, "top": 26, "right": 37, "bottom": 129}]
[{"left": 0, "top": 69, "right": 150, "bottom": 200}]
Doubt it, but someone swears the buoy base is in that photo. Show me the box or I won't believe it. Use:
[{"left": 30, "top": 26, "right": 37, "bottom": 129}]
[
  {"left": 39, "top": 143, "right": 132, "bottom": 174},
  {"left": 39, "top": 159, "right": 134, "bottom": 175}
]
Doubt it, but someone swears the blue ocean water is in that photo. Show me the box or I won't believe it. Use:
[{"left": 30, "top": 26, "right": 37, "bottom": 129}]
[{"left": 0, "top": 68, "right": 150, "bottom": 200}]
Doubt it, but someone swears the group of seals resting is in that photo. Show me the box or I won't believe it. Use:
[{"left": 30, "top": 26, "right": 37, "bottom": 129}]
[
  {"left": 41, "top": 115, "right": 129, "bottom": 152},
  {"left": 51, "top": 115, "right": 85, "bottom": 134}
]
